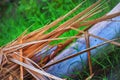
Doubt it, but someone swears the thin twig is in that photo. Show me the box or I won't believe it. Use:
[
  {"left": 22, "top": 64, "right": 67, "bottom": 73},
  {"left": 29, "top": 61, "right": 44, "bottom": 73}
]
[
  {"left": 3, "top": 36, "right": 82, "bottom": 52},
  {"left": 85, "top": 31, "right": 93, "bottom": 75},
  {"left": 70, "top": 27, "right": 120, "bottom": 46},
  {"left": 43, "top": 38, "right": 120, "bottom": 69},
  {"left": 20, "top": 37, "right": 23, "bottom": 80},
  {"left": 85, "top": 73, "right": 94, "bottom": 80}
]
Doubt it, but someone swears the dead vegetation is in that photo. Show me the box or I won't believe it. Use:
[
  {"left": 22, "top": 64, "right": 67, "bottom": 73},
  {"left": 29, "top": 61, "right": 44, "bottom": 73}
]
[{"left": 0, "top": 0, "right": 120, "bottom": 80}]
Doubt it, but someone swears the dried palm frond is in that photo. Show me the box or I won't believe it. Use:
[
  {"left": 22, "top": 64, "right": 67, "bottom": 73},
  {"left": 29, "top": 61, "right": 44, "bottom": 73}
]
[{"left": 0, "top": 0, "right": 120, "bottom": 80}]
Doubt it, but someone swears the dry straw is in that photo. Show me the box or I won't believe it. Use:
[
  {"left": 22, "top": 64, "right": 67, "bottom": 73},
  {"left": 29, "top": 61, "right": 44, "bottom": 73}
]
[{"left": 0, "top": 0, "right": 120, "bottom": 79}]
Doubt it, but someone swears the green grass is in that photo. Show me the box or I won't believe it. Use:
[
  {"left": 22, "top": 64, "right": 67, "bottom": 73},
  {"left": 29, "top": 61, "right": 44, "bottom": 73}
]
[
  {"left": 0, "top": 0, "right": 120, "bottom": 80},
  {"left": 1, "top": 0, "right": 119, "bottom": 46},
  {"left": 62, "top": 45, "right": 120, "bottom": 80}
]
